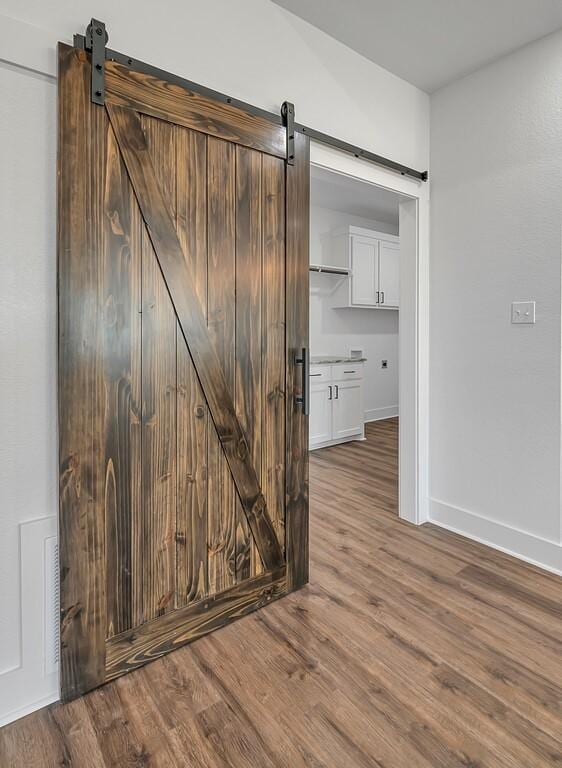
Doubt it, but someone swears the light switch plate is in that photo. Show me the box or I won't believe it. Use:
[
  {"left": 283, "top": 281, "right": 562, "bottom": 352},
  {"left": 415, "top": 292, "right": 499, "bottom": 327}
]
[{"left": 511, "top": 301, "right": 535, "bottom": 324}]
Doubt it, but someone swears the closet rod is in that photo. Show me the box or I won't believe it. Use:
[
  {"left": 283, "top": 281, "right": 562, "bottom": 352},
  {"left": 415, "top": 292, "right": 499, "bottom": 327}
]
[{"left": 309, "top": 266, "right": 350, "bottom": 276}]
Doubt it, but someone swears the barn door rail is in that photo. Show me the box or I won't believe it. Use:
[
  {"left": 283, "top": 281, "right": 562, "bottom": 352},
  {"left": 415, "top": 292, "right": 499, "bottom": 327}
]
[{"left": 74, "top": 19, "right": 428, "bottom": 181}]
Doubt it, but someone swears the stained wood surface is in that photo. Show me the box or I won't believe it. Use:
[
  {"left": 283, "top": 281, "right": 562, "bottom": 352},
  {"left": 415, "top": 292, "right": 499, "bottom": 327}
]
[
  {"left": 103, "top": 117, "right": 143, "bottom": 638},
  {"left": 285, "top": 131, "right": 310, "bottom": 591},
  {"left": 10, "top": 419, "right": 562, "bottom": 766},
  {"left": 104, "top": 59, "right": 286, "bottom": 159},
  {"left": 176, "top": 126, "right": 209, "bottom": 607},
  {"left": 235, "top": 146, "right": 263, "bottom": 582},
  {"left": 262, "top": 154, "right": 286, "bottom": 553},
  {"left": 207, "top": 137, "right": 237, "bottom": 593},
  {"left": 106, "top": 568, "right": 287, "bottom": 679},
  {"left": 58, "top": 43, "right": 107, "bottom": 698},
  {"left": 141, "top": 116, "right": 178, "bottom": 621},
  {"left": 58, "top": 42, "right": 308, "bottom": 701},
  {"left": 106, "top": 103, "right": 283, "bottom": 573}
]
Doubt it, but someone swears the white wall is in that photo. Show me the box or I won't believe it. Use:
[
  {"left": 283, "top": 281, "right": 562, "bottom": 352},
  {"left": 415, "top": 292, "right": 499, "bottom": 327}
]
[
  {"left": 430, "top": 29, "right": 562, "bottom": 574},
  {"left": 0, "top": 63, "right": 59, "bottom": 725},
  {"left": 0, "top": 1, "right": 430, "bottom": 724},
  {"left": 310, "top": 205, "right": 399, "bottom": 421},
  {"left": 0, "top": 1, "right": 429, "bottom": 168}
]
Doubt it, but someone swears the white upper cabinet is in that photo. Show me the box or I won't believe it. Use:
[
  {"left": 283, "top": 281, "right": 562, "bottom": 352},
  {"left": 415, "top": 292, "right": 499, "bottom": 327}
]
[
  {"left": 351, "top": 236, "right": 379, "bottom": 306},
  {"left": 331, "top": 226, "right": 399, "bottom": 310},
  {"left": 378, "top": 240, "right": 400, "bottom": 308}
]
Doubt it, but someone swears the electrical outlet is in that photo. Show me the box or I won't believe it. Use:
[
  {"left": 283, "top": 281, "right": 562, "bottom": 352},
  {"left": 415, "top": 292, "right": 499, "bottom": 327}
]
[
  {"left": 511, "top": 301, "right": 535, "bottom": 324},
  {"left": 381, "top": 360, "right": 388, "bottom": 369}
]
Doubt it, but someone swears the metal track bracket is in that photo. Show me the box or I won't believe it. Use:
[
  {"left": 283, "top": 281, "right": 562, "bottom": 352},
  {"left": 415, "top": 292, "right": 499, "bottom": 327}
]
[
  {"left": 71, "top": 25, "right": 428, "bottom": 180},
  {"left": 282, "top": 101, "right": 295, "bottom": 166},
  {"left": 85, "top": 18, "right": 108, "bottom": 105}
]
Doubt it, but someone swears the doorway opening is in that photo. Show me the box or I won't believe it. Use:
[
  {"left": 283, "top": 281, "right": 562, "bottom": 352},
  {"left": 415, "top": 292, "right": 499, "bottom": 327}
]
[
  {"left": 308, "top": 165, "right": 401, "bottom": 515},
  {"left": 308, "top": 144, "right": 429, "bottom": 527}
]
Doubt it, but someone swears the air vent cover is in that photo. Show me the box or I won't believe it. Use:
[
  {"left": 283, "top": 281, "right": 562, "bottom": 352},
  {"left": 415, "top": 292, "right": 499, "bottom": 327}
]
[{"left": 44, "top": 536, "right": 60, "bottom": 675}]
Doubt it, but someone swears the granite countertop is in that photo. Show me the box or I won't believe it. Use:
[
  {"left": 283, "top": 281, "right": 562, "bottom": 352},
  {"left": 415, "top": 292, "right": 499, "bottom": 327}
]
[{"left": 311, "top": 356, "right": 367, "bottom": 364}]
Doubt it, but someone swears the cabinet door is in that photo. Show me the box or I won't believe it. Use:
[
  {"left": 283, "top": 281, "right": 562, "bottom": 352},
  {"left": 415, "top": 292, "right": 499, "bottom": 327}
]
[
  {"left": 351, "top": 236, "right": 378, "bottom": 306},
  {"left": 378, "top": 240, "right": 400, "bottom": 308},
  {"left": 309, "top": 383, "right": 333, "bottom": 448},
  {"left": 332, "top": 380, "right": 363, "bottom": 440}
]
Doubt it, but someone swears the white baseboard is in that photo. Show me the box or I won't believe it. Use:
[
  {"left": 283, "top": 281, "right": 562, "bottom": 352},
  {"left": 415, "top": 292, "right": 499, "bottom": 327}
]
[
  {"left": 309, "top": 432, "right": 365, "bottom": 451},
  {"left": 0, "top": 692, "right": 59, "bottom": 730},
  {"left": 429, "top": 499, "right": 562, "bottom": 576},
  {"left": 364, "top": 406, "right": 398, "bottom": 422}
]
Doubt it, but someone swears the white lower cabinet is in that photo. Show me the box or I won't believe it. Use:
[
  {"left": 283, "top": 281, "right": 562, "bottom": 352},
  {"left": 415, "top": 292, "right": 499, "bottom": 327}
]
[
  {"left": 332, "top": 380, "right": 364, "bottom": 440},
  {"left": 309, "top": 383, "right": 333, "bottom": 446},
  {"left": 309, "top": 364, "right": 365, "bottom": 450}
]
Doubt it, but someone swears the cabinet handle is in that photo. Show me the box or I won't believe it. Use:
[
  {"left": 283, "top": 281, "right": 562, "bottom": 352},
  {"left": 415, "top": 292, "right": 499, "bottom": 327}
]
[
  {"left": 335, "top": 384, "right": 339, "bottom": 399},
  {"left": 310, "top": 373, "right": 322, "bottom": 377},
  {"left": 344, "top": 370, "right": 356, "bottom": 374},
  {"left": 376, "top": 290, "right": 380, "bottom": 303},
  {"left": 381, "top": 291, "right": 385, "bottom": 304},
  {"left": 328, "top": 385, "right": 332, "bottom": 400}
]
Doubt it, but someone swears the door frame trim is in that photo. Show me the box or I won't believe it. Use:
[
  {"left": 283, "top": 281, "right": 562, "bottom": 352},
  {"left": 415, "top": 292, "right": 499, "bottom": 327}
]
[{"left": 310, "top": 143, "right": 430, "bottom": 526}]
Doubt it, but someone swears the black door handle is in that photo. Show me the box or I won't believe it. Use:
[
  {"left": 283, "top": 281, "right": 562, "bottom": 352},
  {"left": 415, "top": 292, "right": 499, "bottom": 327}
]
[{"left": 295, "top": 347, "right": 309, "bottom": 416}]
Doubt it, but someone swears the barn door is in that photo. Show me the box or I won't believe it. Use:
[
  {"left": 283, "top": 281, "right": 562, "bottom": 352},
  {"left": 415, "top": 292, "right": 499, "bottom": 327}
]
[{"left": 58, "top": 42, "right": 309, "bottom": 701}]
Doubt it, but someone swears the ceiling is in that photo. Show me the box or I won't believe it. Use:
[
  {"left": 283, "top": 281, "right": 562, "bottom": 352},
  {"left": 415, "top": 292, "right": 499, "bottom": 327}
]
[
  {"left": 311, "top": 166, "right": 399, "bottom": 225},
  {"left": 272, "top": 0, "right": 562, "bottom": 92}
]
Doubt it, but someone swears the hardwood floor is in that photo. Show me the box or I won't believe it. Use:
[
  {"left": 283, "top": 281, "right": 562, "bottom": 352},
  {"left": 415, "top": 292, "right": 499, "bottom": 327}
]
[{"left": 2, "top": 418, "right": 561, "bottom": 767}]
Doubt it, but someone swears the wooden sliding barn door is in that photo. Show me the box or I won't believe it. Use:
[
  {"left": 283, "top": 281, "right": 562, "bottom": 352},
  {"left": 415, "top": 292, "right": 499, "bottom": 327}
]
[{"left": 58, "top": 43, "right": 309, "bottom": 701}]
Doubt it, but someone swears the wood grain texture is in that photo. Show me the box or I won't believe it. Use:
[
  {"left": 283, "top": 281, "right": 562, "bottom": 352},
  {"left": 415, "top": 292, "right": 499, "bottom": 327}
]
[
  {"left": 58, "top": 45, "right": 308, "bottom": 701},
  {"left": 12, "top": 419, "right": 562, "bottom": 766},
  {"left": 285, "top": 131, "right": 310, "bottom": 592},
  {"left": 140, "top": 116, "right": 177, "bottom": 621},
  {"left": 262, "top": 154, "right": 286, "bottom": 552},
  {"left": 207, "top": 137, "right": 237, "bottom": 594},
  {"left": 176, "top": 126, "right": 209, "bottom": 607},
  {"left": 105, "top": 102, "right": 284, "bottom": 573},
  {"left": 103, "top": 118, "right": 142, "bottom": 638},
  {"left": 235, "top": 146, "right": 263, "bottom": 582},
  {"left": 105, "top": 59, "right": 286, "bottom": 159},
  {"left": 105, "top": 569, "right": 287, "bottom": 679},
  {"left": 58, "top": 43, "right": 107, "bottom": 699}
]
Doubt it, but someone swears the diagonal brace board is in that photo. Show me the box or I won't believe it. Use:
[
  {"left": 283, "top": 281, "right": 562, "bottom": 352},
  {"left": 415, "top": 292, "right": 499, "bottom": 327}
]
[{"left": 105, "top": 101, "right": 284, "bottom": 572}]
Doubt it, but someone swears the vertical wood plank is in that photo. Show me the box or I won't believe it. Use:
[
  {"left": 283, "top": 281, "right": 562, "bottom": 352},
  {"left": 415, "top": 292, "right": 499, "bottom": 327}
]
[
  {"left": 262, "top": 154, "right": 286, "bottom": 555},
  {"left": 235, "top": 147, "right": 263, "bottom": 581},
  {"left": 176, "top": 126, "right": 209, "bottom": 606},
  {"left": 285, "top": 132, "right": 310, "bottom": 591},
  {"left": 141, "top": 116, "right": 177, "bottom": 620},
  {"left": 104, "top": 121, "right": 142, "bottom": 638},
  {"left": 207, "top": 137, "right": 237, "bottom": 593},
  {"left": 106, "top": 104, "right": 284, "bottom": 575},
  {"left": 58, "top": 44, "right": 107, "bottom": 699}
]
